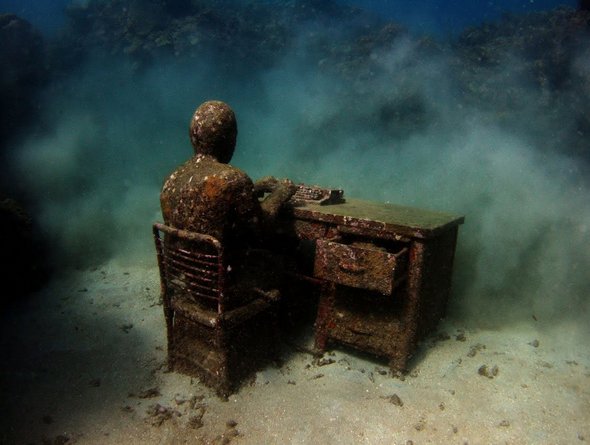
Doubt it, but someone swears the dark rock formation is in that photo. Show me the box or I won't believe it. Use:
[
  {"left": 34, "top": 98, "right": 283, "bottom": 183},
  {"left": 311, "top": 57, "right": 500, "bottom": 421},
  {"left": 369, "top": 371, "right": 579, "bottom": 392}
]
[
  {"left": 451, "top": 7, "right": 590, "bottom": 159},
  {"left": 57, "top": 0, "right": 370, "bottom": 71},
  {"left": 0, "top": 14, "right": 47, "bottom": 149},
  {"left": 0, "top": 197, "right": 48, "bottom": 309}
]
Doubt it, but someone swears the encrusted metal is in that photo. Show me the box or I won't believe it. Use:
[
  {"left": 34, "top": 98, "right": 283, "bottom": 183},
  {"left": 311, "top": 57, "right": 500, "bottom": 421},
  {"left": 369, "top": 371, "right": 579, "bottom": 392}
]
[
  {"left": 155, "top": 102, "right": 464, "bottom": 390},
  {"left": 282, "top": 197, "right": 464, "bottom": 373},
  {"left": 291, "top": 184, "right": 345, "bottom": 206},
  {"left": 153, "top": 223, "right": 279, "bottom": 397}
]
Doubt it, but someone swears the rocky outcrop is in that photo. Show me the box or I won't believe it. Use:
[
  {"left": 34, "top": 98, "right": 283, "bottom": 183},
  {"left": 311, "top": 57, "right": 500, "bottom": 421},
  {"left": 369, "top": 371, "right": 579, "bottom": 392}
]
[
  {"left": 0, "top": 14, "right": 47, "bottom": 149},
  {"left": 0, "top": 197, "right": 48, "bottom": 308}
]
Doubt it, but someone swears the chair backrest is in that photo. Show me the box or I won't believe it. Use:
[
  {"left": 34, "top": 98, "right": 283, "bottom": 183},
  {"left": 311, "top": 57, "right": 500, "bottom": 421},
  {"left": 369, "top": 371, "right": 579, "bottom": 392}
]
[{"left": 153, "top": 222, "right": 226, "bottom": 314}]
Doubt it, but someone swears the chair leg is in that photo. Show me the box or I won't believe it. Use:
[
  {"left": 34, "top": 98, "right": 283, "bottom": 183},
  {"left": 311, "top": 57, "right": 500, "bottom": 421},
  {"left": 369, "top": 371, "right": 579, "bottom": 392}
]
[{"left": 163, "top": 300, "right": 175, "bottom": 371}]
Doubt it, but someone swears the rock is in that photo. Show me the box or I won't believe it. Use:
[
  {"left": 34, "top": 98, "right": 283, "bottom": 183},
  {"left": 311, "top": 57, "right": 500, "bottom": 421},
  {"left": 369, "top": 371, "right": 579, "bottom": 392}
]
[
  {"left": 0, "top": 197, "right": 48, "bottom": 309},
  {"left": 0, "top": 14, "right": 47, "bottom": 146}
]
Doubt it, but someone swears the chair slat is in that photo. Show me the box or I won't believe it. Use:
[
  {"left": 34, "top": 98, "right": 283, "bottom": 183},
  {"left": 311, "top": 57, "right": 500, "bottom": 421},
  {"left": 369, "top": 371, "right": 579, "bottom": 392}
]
[{"left": 153, "top": 223, "right": 225, "bottom": 312}]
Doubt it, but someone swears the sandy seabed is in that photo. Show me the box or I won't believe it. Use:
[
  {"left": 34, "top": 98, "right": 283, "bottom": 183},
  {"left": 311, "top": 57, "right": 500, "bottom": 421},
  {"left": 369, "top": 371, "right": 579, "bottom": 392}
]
[{"left": 1, "top": 259, "right": 589, "bottom": 445}]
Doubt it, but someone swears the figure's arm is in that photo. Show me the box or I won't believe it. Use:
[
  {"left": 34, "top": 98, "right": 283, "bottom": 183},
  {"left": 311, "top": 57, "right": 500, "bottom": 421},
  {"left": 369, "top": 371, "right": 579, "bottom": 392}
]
[
  {"left": 254, "top": 176, "right": 297, "bottom": 223},
  {"left": 253, "top": 176, "right": 280, "bottom": 197}
]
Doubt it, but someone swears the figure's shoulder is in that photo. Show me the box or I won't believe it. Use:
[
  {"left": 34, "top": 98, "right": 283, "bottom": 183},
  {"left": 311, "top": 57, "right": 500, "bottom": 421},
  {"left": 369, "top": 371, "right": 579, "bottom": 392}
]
[
  {"left": 220, "top": 164, "right": 252, "bottom": 183},
  {"left": 162, "top": 156, "right": 253, "bottom": 194},
  {"left": 210, "top": 164, "right": 252, "bottom": 187}
]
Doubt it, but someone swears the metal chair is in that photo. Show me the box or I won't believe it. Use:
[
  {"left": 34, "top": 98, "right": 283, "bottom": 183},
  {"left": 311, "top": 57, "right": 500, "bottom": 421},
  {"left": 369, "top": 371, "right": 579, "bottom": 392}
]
[{"left": 153, "top": 222, "right": 280, "bottom": 397}]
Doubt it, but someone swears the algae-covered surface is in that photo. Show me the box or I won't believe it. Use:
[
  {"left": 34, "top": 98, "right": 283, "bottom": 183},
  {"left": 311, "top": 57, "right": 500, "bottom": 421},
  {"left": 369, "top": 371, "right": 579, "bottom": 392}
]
[{"left": 294, "top": 198, "right": 465, "bottom": 238}]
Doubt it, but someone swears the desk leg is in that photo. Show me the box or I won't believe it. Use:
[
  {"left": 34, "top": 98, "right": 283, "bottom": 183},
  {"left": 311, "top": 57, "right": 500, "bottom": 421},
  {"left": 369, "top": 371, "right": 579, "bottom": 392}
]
[
  {"left": 388, "top": 326, "right": 417, "bottom": 375},
  {"left": 387, "top": 238, "right": 428, "bottom": 374},
  {"left": 314, "top": 281, "right": 336, "bottom": 352}
]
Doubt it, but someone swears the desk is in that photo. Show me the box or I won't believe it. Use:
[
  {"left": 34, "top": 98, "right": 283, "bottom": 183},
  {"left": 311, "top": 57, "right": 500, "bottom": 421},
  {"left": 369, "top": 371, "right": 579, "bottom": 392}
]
[{"left": 281, "top": 198, "right": 464, "bottom": 373}]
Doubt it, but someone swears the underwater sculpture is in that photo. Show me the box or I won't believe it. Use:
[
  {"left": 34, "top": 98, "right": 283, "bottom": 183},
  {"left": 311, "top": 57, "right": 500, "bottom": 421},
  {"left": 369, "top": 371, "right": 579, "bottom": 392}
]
[
  {"left": 155, "top": 100, "right": 464, "bottom": 396},
  {"left": 156, "top": 101, "right": 295, "bottom": 396}
]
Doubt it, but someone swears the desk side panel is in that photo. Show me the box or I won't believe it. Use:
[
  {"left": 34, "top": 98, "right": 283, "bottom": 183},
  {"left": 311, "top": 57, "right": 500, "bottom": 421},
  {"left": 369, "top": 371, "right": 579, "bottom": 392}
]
[{"left": 414, "top": 227, "right": 460, "bottom": 340}]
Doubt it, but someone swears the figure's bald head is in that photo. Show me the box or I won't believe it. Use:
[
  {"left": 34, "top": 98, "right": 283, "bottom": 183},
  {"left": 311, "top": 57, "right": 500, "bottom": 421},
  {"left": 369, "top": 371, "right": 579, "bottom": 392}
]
[{"left": 189, "top": 101, "right": 237, "bottom": 163}]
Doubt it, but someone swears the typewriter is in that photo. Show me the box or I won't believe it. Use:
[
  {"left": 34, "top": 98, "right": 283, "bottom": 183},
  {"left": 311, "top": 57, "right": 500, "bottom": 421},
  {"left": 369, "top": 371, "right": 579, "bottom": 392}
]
[{"left": 290, "top": 184, "right": 345, "bottom": 206}]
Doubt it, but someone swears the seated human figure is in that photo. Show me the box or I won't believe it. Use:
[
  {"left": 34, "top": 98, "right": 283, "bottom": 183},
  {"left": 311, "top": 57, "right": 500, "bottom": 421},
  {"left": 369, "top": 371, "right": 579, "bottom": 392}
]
[{"left": 160, "top": 100, "right": 296, "bottom": 308}]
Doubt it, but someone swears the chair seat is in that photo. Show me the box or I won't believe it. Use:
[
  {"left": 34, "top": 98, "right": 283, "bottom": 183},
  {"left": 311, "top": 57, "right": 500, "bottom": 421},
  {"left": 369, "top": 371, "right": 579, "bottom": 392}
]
[{"left": 170, "top": 293, "right": 274, "bottom": 328}]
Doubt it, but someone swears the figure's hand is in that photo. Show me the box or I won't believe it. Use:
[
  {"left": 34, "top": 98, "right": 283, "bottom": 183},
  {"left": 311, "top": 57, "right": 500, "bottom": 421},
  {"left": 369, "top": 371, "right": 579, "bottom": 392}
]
[
  {"left": 254, "top": 176, "right": 296, "bottom": 198},
  {"left": 278, "top": 178, "right": 297, "bottom": 199},
  {"left": 258, "top": 177, "right": 297, "bottom": 219},
  {"left": 254, "top": 176, "right": 279, "bottom": 196},
  {"left": 270, "top": 178, "right": 297, "bottom": 202}
]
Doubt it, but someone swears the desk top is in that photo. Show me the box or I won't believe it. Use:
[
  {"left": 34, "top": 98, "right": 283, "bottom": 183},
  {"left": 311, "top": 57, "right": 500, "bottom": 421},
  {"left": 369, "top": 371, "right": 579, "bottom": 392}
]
[{"left": 291, "top": 198, "right": 465, "bottom": 239}]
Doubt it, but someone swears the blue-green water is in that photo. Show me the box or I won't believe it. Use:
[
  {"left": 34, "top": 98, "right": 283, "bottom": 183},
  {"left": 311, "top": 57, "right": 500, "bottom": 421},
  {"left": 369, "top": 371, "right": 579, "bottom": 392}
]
[
  {"left": 1, "top": 2, "right": 589, "bottom": 443},
  {"left": 0, "top": 0, "right": 580, "bottom": 34},
  {"left": 1, "top": 0, "right": 588, "bottom": 326}
]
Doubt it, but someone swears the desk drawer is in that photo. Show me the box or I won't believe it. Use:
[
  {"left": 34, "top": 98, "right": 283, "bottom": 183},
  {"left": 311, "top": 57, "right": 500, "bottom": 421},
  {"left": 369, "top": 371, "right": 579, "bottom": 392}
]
[{"left": 314, "top": 239, "right": 408, "bottom": 295}]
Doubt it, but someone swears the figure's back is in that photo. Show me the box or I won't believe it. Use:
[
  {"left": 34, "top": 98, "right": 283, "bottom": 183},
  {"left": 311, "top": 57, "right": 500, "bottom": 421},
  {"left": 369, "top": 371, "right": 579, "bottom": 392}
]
[{"left": 160, "top": 154, "right": 257, "bottom": 241}]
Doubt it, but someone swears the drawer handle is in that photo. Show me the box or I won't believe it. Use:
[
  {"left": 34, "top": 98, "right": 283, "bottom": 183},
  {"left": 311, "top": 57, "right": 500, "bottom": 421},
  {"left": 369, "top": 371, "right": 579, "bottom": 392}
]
[{"left": 338, "top": 260, "right": 366, "bottom": 274}]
